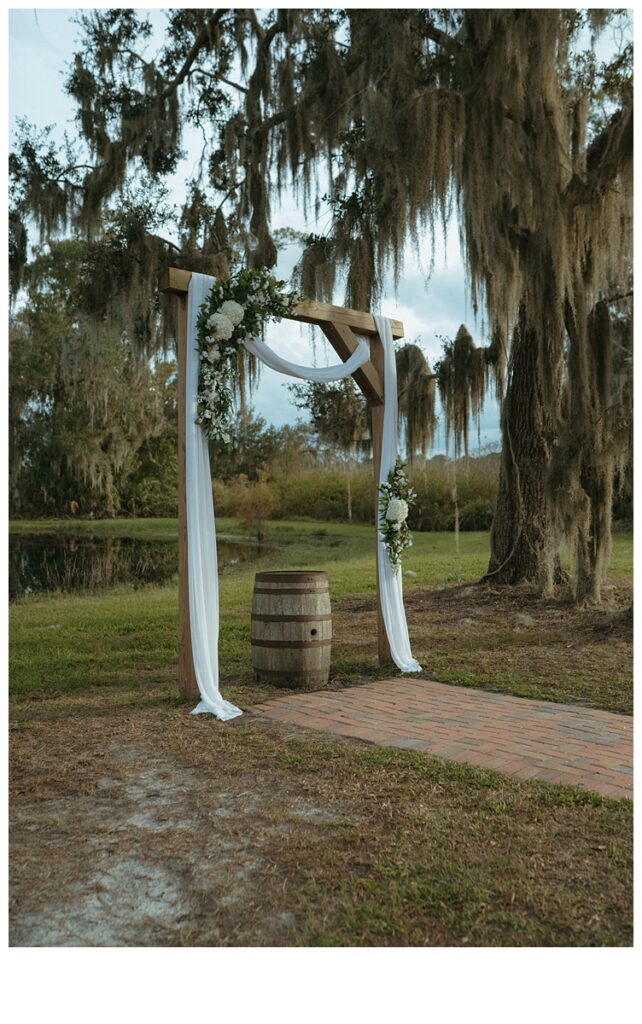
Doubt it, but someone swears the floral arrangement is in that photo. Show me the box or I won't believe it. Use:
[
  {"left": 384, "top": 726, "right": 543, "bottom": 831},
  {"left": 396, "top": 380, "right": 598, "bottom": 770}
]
[
  {"left": 195, "top": 268, "right": 299, "bottom": 443},
  {"left": 378, "top": 458, "right": 416, "bottom": 573}
]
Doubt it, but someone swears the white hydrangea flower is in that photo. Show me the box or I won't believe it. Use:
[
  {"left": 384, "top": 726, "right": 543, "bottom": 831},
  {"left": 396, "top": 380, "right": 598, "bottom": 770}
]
[
  {"left": 206, "top": 345, "right": 221, "bottom": 363},
  {"left": 208, "top": 313, "right": 234, "bottom": 341},
  {"left": 218, "top": 300, "right": 245, "bottom": 326},
  {"left": 386, "top": 497, "right": 409, "bottom": 523}
]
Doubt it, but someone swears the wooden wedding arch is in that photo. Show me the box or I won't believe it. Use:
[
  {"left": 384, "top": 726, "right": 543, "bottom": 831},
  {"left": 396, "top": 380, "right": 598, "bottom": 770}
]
[{"left": 160, "top": 267, "right": 405, "bottom": 697}]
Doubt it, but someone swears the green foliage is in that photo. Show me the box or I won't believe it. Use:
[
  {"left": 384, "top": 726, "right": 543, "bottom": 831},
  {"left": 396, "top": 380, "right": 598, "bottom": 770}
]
[
  {"left": 378, "top": 459, "right": 416, "bottom": 572},
  {"left": 195, "top": 268, "right": 299, "bottom": 442},
  {"left": 275, "top": 467, "right": 374, "bottom": 523},
  {"left": 9, "top": 241, "right": 178, "bottom": 518},
  {"left": 435, "top": 326, "right": 504, "bottom": 461},
  {"left": 290, "top": 343, "right": 437, "bottom": 465},
  {"left": 457, "top": 498, "right": 495, "bottom": 532},
  {"left": 210, "top": 413, "right": 316, "bottom": 482},
  {"left": 289, "top": 377, "right": 371, "bottom": 458},
  {"left": 237, "top": 480, "right": 279, "bottom": 543},
  {"left": 209, "top": 457, "right": 498, "bottom": 530},
  {"left": 395, "top": 343, "right": 437, "bottom": 463}
]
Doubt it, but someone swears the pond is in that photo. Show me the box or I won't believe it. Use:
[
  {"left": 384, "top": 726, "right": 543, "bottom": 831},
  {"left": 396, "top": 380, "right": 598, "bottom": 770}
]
[{"left": 9, "top": 532, "right": 271, "bottom": 600}]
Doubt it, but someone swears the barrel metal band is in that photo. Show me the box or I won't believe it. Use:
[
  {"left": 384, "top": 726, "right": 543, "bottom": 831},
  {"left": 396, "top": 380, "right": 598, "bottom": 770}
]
[
  {"left": 250, "top": 638, "right": 332, "bottom": 649},
  {"left": 253, "top": 586, "right": 330, "bottom": 595},
  {"left": 253, "top": 667, "right": 330, "bottom": 678},
  {"left": 255, "top": 571, "right": 327, "bottom": 583},
  {"left": 251, "top": 613, "right": 332, "bottom": 623}
]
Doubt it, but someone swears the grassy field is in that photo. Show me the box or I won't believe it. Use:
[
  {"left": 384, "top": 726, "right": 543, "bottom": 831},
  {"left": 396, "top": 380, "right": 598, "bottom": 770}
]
[
  {"left": 9, "top": 518, "right": 633, "bottom": 946},
  {"left": 10, "top": 518, "right": 633, "bottom": 711}
]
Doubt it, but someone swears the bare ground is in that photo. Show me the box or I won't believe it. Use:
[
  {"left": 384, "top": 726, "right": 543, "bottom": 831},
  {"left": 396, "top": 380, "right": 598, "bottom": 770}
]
[
  {"left": 331, "top": 580, "right": 633, "bottom": 714},
  {"left": 10, "top": 703, "right": 347, "bottom": 947},
  {"left": 10, "top": 579, "right": 633, "bottom": 947},
  {"left": 10, "top": 683, "right": 632, "bottom": 946}
]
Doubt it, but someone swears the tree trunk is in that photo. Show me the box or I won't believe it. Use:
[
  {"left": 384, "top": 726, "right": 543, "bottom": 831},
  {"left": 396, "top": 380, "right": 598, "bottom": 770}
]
[
  {"left": 574, "top": 459, "right": 613, "bottom": 604},
  {"left": 485, "top": 309, "right": 557, "bottom": 590},
  {"left": 562, "top": 298, "right": 617, "bottom": 604}
]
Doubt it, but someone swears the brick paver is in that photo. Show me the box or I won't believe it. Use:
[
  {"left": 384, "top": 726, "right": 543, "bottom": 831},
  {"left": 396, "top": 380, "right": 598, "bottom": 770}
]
[{"left": 253, "top": 678, "right": 633, "bottom": 799}]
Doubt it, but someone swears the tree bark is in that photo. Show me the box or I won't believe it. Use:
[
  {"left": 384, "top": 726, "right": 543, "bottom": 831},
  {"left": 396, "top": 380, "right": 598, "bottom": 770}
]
[
  {"left": 574, "top": 457, "right": 613, "bottom": 604},
  {"left": 485, "top": 308, "right": 557, "bottom": 590},
  {"left": 563, "top": 298, "right": 617, "bottom": 604}
]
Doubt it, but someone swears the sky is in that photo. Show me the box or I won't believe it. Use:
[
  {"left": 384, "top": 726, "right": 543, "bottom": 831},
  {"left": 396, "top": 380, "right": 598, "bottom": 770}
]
[{"left": 9, "top": 7, "right": 500, "bottom": 452}]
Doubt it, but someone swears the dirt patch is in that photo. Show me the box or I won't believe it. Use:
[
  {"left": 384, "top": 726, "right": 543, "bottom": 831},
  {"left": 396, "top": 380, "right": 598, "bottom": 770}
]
[{"left": 9, "top": 703, "right": 352, "bottom": 947}]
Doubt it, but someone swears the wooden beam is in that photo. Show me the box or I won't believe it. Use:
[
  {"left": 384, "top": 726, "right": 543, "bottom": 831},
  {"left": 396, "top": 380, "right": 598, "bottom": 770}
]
[
  {"left": 319, "top": 321, "right": 383, "bottom": 406},
  {"left": 294, "top": 299, "right": 404, "bottom": 339},
  {"left": 159, "top": 267, "right": 405, "bottom": 339},
  {"left": 160, "top": 267, "right": 192, "bottom": 295},
  {"left": 176, "top": 292, "right": 199, "bottom": 700}
]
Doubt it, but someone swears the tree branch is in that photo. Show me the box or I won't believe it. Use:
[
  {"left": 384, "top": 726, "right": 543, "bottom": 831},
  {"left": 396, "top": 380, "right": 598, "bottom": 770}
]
[
  {"left": 586, "top": 103, "right": 632, "bottom": 181},
  {"left": 604, "top": 289, "right": 633, "bottom": 305},
  {"left": 566, "top": 104, "right": 632, "bottom": 207},
  {"left": 218, "top": 75, "right": 249, "bottom": 95},
  {"left": 254, "top": 53, "right": 367, "bottom": 139},
  {"left": 151, "top": 233, "right": 181, "bottom": 253},
  {"left": 160, "top": 9, "right": 229, "bottom": 99},
  {"left": 215, "top": 179, "right": 244, "bottom": 213},
  {"left": 421, "top": 22, "right": 463, "bottom": 55}
]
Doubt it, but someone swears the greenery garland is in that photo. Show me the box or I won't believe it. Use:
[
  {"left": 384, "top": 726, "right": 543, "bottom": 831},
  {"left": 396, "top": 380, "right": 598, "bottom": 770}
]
[
  {"left": 195, "top": 269, "right": 298, "bottom": 444},
  {"left": 197, "top": 275, "right": 414, "bottom": 574},
  {"left": 378, "top": 458, "right": 416, "bottom": 573}
]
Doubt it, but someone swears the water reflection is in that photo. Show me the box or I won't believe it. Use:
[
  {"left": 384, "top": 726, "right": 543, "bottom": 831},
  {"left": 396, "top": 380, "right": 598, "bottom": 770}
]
[{"left": 9, "top": 532, "right": 269, "bottom": 600}]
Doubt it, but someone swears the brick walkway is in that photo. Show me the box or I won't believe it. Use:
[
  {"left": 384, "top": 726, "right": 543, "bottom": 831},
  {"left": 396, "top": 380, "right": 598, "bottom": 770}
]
[{"left": 253, "top": 678, "right": 633, "bottom": 799}]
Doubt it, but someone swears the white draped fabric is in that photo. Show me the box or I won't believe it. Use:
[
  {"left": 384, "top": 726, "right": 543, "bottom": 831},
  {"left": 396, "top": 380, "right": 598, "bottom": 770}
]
[
  {"left": 374, "top": 314, "right": 422, "bottom": 673},
  {"left": 185, "top": 273, "right": 420, "bottom": 720},
  {"left": 244, "top": 333, "right": 371, "bottom": 381},
  {"left": 186, "top": 274, "right": 243, "bottom": 718}
]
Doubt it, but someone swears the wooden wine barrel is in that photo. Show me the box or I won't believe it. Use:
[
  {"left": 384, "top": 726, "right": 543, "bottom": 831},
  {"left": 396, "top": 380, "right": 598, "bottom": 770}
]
[{"left": 251, "top": 571, "right": 332, "bottom": 688}]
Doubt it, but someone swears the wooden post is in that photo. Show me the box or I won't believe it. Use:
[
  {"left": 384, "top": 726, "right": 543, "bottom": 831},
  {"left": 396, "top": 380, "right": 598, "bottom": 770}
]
[
  {"left": 176, "top": 289, "right": 199, "bottom": 699},
  {"left": 370, "top": 332, "right": 392, "bottom": 665}
]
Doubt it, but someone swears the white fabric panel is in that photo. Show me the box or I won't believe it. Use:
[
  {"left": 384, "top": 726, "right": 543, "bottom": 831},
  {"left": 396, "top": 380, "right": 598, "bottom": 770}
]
[
  {"left": 243, "top": 333, "right": 370, "bottom": 381},
  {"left": 186, "top": 273, "right": 243, "bottom": 719},
  {"left": 184, "top": 275, "right": 420, "bottom": 720},
  {"left": 373, "top": 314, "right": 422, "bottom": 673}
]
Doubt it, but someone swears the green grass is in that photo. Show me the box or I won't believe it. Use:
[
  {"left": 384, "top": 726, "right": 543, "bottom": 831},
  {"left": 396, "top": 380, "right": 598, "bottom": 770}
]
[
  {"left": 8, "top": 519, "right": 485, "bottom": 697},
  {"left": 9, "top": 518, "right": 632, "bottom": 711}
]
